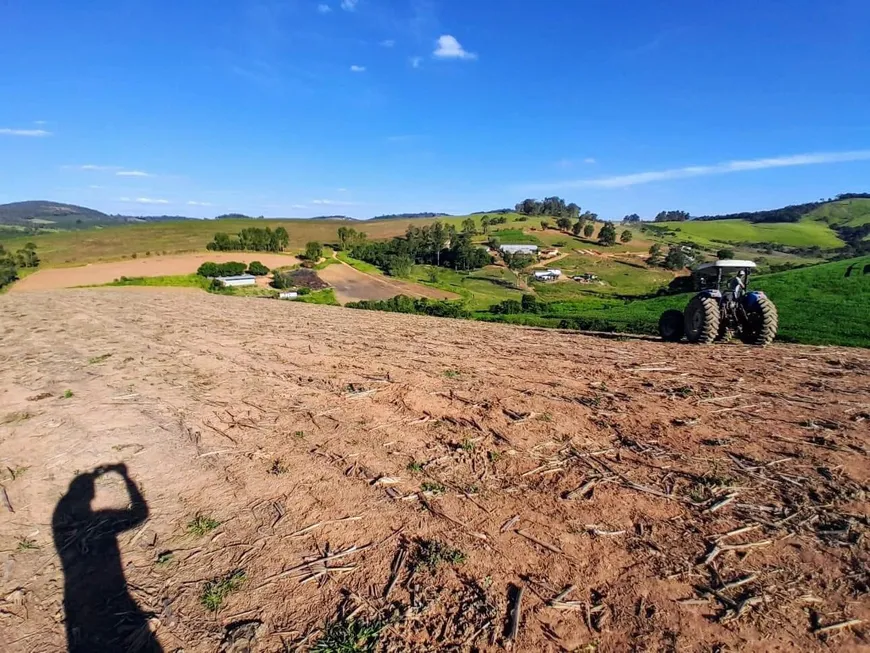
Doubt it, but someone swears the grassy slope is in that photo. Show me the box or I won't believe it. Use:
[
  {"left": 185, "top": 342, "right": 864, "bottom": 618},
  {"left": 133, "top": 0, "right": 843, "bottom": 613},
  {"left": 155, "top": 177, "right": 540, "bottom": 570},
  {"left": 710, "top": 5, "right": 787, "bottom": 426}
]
[
  {"left": 652, "top": 218, "right": 843, "bottom": 248},
  {"left": 487, "top": 256, "right": 870, "bottom": 347},
  {"left": 807, "top": 198, "right": 870, "bottom": 228}
]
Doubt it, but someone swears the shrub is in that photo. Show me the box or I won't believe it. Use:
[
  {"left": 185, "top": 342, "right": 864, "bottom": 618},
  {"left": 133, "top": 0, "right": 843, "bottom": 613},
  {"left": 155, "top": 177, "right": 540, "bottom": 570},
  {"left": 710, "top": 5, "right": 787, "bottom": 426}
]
[
  {"left": 247, "top": 261, "right": 269, "bottom": 276},
  {"left": 304, "top": 241, "right": 323, "bottom": 261}
]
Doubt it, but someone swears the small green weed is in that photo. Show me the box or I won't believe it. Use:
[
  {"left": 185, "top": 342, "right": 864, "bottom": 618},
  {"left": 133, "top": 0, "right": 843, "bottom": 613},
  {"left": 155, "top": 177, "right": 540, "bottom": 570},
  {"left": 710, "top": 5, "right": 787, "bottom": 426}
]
[
  {"left": 62, "top": 389, "right": 74, "bottom": 399},
  {"left": 17, "top": 538, "right": 39, "bottom": 551},
  {"left": 406, "top": 460, "right": 424, "bottom": 473},
  {"left": 459, "top": 439, "right": 475, "bottom": 452},
  {"left": 155, "top": 551, "right": 174, "bottom": 566},
  {"left": 487, "top": 451, "right": 502, "bottom": 463},
  {"left": 88, "top": 353, "right": 112, "bottom": 365},
  {"left": 414, "top": 539, "right": 466, "bottom": 571},
  {"left": 312, "top": 616, "right": 385, "bottom": 653},
  {"left": 187, "top": 515, "right": 221, "bottom": 537},
  {"left": 421, "top": 481, "right": 445, "bottom": 495},
  {"left": 443, "top": 369, "right": 460, "bottom": 379},
  {"left": 200, "top": 570, "right": 246, "bottom": 611},
  {"left": 673, "top": 386, "right": 694, "bottom": 398},
  {"left": 294, "top": 430, "right": 305, "bottom": 439},
  {"left": 537, "top": 412, "right": 553, "bottom": 423}
]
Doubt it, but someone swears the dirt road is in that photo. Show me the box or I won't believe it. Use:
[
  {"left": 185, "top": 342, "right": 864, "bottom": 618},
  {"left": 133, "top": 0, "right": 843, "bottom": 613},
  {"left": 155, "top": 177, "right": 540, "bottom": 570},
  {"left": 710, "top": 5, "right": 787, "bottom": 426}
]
[
  {"left": 10, "top": 252, "right": 299, "bottom": 291},
  {"left": 318, "top": 260, "right": 458, "bottom": 303},
  {"left": 1, "top": 289, "right": 868, "bottom": 651}
]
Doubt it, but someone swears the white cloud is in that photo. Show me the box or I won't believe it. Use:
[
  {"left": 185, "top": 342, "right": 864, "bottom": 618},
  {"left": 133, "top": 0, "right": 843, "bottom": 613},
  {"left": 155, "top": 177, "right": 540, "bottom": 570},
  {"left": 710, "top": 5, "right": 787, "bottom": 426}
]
[
  {"left": 0, "top": 127, "right": 51, "bottom": 137},
  {"left": 33, "top": 120, "right": 48, "bottom": 125},
  {"left": 290, "top": 204, "right": 308, "bottom": 209},
  {"left": 584, "top": 157, "right": 597, "bottom": 164},
  {"left": 88, "top": 185, "right": 104, "bottom": 189},
  {"left": 317, "top": 3, "right": 331, "bottom": 13},
  {"left": 311, "top": 199, "right": 357, "bottom": 206},
  {"left": 187, "top": 200, "right": 213, "bottom": 206},
  {"left": 350, "top": 64, "right": 366, "bottom": 72},
  {"left": 410, "top": 56, "right": 423, "bottom": 68},
  {"left": 116, "top": 170, "right": 152, "bottom": 177},
  {"left": 120, "top": 197, "right": 170, "bottom": 205},
  {"left": 532, "top": 150, "right": 870, "bottom": 190},
  {"left": 380, "top": 39, "right": 395, "bottom": 47},
  {"left": 433, "top": 35, "right": 476, "bottom": 60},
  {"left": 340, "top": 0, "right": 358, "bottom": 11},
  {"left": 64, "top": 164, "right": 118, "bottom": 171},
  {"left": 337, "top": 188, "right": 348, "bottom": 192}
]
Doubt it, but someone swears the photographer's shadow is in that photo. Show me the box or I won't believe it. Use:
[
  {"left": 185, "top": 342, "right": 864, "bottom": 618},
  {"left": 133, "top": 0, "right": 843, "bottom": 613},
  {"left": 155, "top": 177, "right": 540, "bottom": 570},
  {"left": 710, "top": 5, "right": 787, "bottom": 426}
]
[{"left": 52, "top": 464, "right": 161, "bottom": 652}]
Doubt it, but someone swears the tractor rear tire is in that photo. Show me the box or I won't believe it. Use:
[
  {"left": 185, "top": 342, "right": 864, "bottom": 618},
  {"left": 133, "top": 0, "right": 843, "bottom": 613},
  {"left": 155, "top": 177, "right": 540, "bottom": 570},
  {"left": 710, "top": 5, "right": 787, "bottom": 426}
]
[
  {"left": 659, "top": 309, "right": 685, "bottom": 342},
  {"left": 684, "top": 296, "right": 720, "bottom": 344},
  {"left": 741, "top": 295, "right": 778, "bottom": 346}
]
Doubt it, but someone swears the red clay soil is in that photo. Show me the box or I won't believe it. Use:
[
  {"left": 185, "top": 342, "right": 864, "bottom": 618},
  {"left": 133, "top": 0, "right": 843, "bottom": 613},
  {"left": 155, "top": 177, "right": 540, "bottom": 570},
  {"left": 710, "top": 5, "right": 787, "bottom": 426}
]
[{"left": 0, "top": 289, "right": 868, "bottom": 652}]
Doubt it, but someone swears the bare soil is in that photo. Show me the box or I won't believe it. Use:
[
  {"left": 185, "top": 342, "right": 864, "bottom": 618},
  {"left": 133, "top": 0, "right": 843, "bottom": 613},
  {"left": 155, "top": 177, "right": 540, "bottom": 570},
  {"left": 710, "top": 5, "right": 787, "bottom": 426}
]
[
  {"left": 319, "top": 261, "right": 458, "bottom": 303},
  {"left": 0, "top": 289, "right": 868, "bottom": 652},
  {"left": 10, "top": 253, "right": 299, "bottom": 292}
]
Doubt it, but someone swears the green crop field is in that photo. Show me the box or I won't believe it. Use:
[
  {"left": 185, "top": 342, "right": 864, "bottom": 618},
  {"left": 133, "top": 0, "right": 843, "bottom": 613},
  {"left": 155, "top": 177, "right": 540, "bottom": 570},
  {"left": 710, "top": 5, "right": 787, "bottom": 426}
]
[
  {"left": 650, "top": 218, "right": 844, "bottom": 249},
  {"left": 485, "top": 256, "right": 870, "bottom": 348}
]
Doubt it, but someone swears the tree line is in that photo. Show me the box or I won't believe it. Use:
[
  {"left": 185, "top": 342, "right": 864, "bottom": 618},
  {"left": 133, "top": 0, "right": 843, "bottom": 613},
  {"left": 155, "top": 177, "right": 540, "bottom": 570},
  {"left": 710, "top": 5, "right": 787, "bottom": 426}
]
[
  {"left": 346, "top": 295, "right": 470, "bottom": 318},
  {"left": 0, "top": 242, "right": 40, "bottom": 290},
  {"left": 206, "top": 226, "right": 289, "bottom": 252},
  {"left": 349, "top": 221, "right": 491, "bottom": 276},
  {"left": 196, "top": 261, "right": 269, "bottom": 277}
]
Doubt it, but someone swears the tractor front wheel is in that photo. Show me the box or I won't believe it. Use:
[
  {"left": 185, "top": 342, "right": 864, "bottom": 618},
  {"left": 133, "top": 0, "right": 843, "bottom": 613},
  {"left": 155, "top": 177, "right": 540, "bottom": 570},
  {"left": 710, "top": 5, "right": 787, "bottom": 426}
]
[
  {"left": 659, "top": 309, "right": 685, "bottom": 342},
  {"left": 684, "top": 296, "right": 720, "bottom": 344},
  {"left": 740, "top": 295, "right": 778, "bottom": 346}
]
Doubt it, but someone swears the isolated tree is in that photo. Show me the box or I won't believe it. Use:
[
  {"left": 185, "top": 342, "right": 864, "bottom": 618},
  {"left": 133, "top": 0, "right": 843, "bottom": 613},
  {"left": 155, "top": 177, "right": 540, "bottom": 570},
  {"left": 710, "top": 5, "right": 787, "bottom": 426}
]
[
  {"left": 663, "top": 246, "right": 689, "bottom": 270},
  {"left": 247, "top": 261, "right": 269, "bottom": 276},
  {"left": 583, "top": 223, "right": 594, "bottom": 238},
  {"left": 648, "top": 243, "right": 663, "bottom": 265},
  {"left": 461, "top": 217, "right": 477, "bottom": 236},
  {"left": 620, "top": 230, "right": 633, "bottom": 244},
  {"left": 304, "top": 241, "right": 323, "bottom": 261},
  {"left": 566, "top": 203, "right": 581, "bottom": 219},
  {"left": 540, "top": 220, "right": 550, "bottom": 230},
  {"left": 556, "top": 216, "right": 573, "bottom": 231},
  {"left": 622, "top": 213, "right": 641, "bottom": 223},
  {"left": 487, "top": 236, "right": 501, "bottom": 251},
  {"left": 717, "top": 248, "right": 735, "bottom": 260},
  {"left": 480, "top": 215, "right": 491, "bottom": 233},
  {"left": 572, "top": 220, "right": 584, "bottom": 237},
  {"left": 598, "top": 222, "right": 617, "bottom": 246}
]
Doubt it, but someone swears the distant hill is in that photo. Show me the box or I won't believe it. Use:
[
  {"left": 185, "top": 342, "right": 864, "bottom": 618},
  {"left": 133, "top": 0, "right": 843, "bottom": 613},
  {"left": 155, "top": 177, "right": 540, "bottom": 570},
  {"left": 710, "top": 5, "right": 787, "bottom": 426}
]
[
  {"left": 0, "top": 200, "right": 194, "bottom": 228},
  {"left": 0, "top": 201, "right": 111, "bottom": 227},
  {"left": 371, "top": 212, "right": 451, "bottom": 221}
]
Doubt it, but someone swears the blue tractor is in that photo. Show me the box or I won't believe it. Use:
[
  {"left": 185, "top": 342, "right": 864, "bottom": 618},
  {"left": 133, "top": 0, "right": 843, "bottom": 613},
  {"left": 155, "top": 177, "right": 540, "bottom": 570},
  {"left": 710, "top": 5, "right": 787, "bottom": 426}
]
[{"left": 659, "top": 260, "right": 778, "bottom": 345}]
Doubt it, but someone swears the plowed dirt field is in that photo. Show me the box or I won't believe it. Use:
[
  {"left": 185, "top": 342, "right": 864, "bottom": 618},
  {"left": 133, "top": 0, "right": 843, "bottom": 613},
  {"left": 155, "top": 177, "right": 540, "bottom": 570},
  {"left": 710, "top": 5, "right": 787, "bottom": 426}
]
[{"left": 1, "top": 289, "right": 868, "bottom": 652}]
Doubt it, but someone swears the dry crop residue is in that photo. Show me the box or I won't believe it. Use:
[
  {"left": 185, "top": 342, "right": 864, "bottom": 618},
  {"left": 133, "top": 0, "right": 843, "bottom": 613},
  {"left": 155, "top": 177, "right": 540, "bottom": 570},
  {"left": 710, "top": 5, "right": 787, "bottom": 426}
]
[{"left": 0, "top": 289, "right": 868, "bottom": 652}]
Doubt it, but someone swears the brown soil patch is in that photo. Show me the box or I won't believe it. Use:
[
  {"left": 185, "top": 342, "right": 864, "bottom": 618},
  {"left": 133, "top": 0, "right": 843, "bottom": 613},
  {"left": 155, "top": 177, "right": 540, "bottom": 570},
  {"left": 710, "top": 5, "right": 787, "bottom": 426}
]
[
  {"left": 10, "top": 252, "right": 299, "bottom": 292},
  {"left": 1, "top": 289, "right": 868, "bottom": 652},
  {"left": 319, "top": 261, "right": 458, "bottom": 303}
]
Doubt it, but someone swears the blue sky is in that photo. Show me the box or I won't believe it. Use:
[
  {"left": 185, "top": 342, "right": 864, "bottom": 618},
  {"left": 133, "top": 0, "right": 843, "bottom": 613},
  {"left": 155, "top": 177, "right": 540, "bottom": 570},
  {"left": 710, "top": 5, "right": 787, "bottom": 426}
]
[{"left": 2, "top": 0, "right": 870, "bottom": 219}]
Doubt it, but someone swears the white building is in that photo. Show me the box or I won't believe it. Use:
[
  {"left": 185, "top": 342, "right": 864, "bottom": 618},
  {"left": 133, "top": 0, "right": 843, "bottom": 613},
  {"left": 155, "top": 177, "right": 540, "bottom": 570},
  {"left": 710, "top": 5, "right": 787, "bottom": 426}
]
[
  {"left": 534, "top": 269, "right": 562, "bottom": 281},
  {"left": 216, "top": 274, "right": 256, "bottom": 287},
  {"left": 501, "top": 244, "right": 539, "bottom": 255}
]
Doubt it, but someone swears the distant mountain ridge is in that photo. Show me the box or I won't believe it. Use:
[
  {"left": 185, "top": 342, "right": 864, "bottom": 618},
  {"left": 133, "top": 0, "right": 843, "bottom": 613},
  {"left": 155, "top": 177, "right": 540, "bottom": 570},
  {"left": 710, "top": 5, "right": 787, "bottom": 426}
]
[{"left": 0, "top": 200, "right": 193, "bottom": 227}]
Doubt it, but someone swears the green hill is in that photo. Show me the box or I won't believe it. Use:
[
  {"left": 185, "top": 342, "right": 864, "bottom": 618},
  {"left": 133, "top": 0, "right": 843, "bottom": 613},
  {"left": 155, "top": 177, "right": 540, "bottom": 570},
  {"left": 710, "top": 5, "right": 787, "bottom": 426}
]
[
  {"left": 0, "top": 201, "right": 111, "bottom": 227},
  {"left": 483, "top": 256, "right": 870, "bottom": 348},
  {"left": 648, "top": 218, "right": 843, "bottom": 248},
  {"left": 807, "top": 197, "right": 870, "bottom": 228}
]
